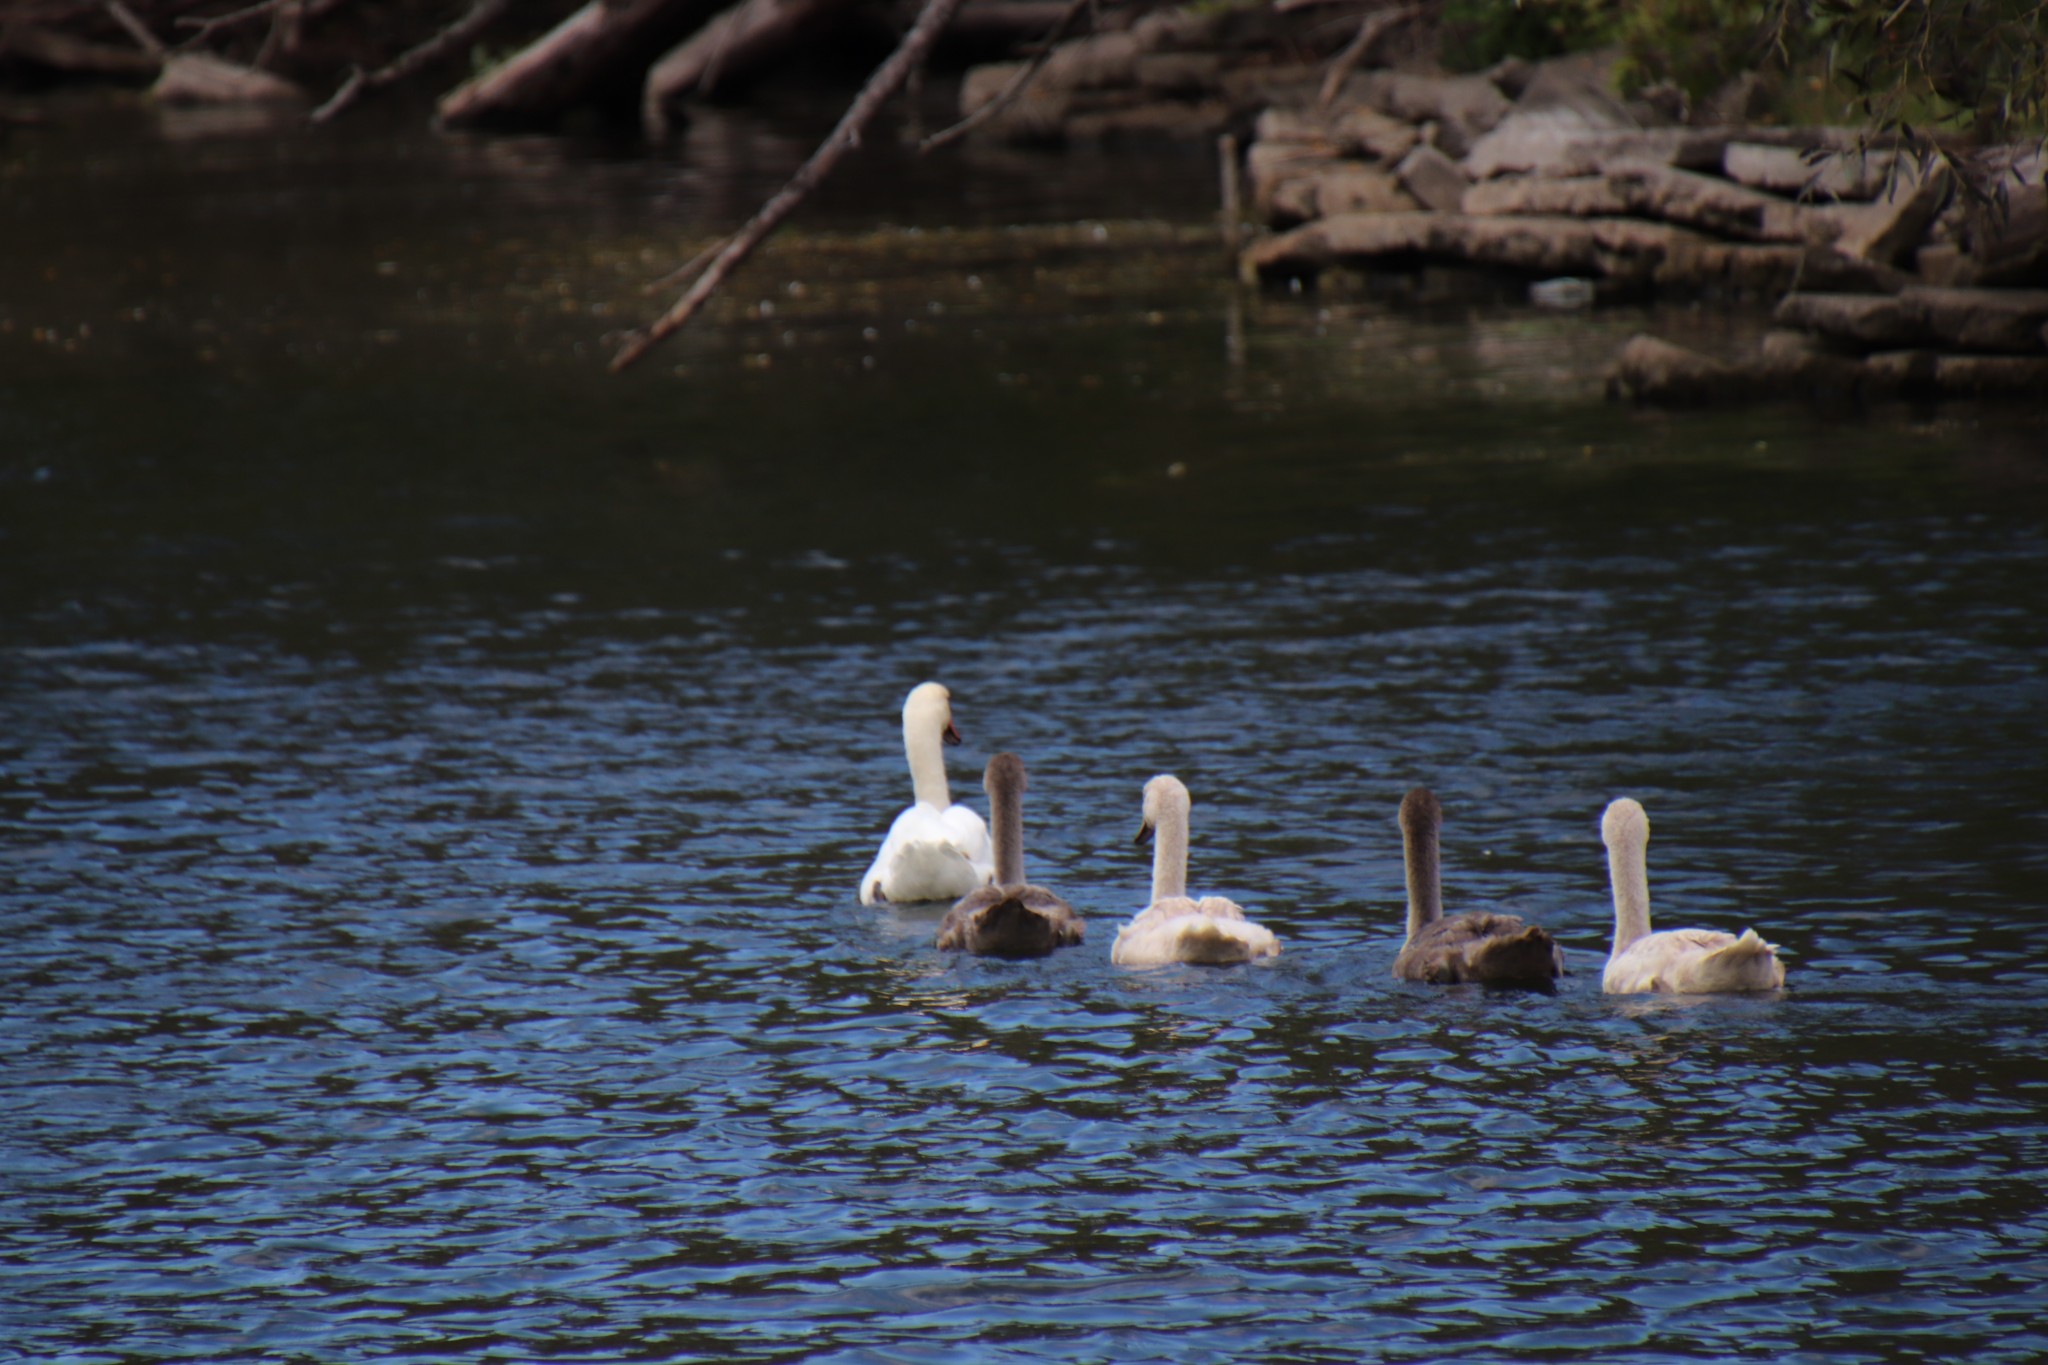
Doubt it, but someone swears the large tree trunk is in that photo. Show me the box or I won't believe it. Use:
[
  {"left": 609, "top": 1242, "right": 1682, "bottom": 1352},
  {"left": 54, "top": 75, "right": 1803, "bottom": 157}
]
[
  {"left": 641, "top": 0, "right": 861, "bottom": 140},
  {"left": 436, "top": 0, "right": 727, "bottom": 130}
]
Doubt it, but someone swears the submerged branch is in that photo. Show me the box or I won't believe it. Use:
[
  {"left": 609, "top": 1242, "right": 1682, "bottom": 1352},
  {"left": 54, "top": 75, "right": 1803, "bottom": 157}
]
[
  {"left": 917, "top": 0, "right": 1091, "bottom": 153},
  {"left": 309, "top": 0, "right": 509, "bottom": 124},
  {"left": 610, "top": 0, "right": 971, "bottom": 373}
]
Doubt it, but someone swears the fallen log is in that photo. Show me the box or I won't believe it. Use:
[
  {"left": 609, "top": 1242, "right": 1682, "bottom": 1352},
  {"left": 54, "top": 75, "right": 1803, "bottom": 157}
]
[
  {"left": 437, "top": 0, "right": 727, "bottom": 130},
  {"left": 642, "top": 0, "right": 865, "bottom": 141}
]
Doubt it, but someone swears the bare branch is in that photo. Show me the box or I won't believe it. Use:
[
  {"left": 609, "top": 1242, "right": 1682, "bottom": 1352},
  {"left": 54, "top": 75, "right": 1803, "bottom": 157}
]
[
  {"left": 103, "top": 0, "right": 168, "bottom": 60},
  {"left": 643, "top": 234, "right": 733, "bottom": 295},
  {"left": 174, "top": 0, "right": 347, "bottom": 49},
  {"left": 309, "top": 0, "right": 509, "bottom": 124},
  {"left": 917, "top": 0, "right": 1091, "bottom": 153},
  {"left": 1317, "top": 2, "right": 1421, "bottom": 111},
  {"left": 610, "top": 0, "right": 971, "bottom": 373}
]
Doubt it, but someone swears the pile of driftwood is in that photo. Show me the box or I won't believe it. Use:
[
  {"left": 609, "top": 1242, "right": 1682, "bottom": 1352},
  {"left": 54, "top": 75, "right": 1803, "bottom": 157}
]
[{"left": 1229, "top": 50, "right": 2048, "bottom": 402}]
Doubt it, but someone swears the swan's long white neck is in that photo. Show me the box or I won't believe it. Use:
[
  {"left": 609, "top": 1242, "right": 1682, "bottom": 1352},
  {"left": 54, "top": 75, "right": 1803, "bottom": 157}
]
[
  {"left": 1149, "top": 791, "right": 1190, "bottom": 903},
  {"left": 903, "top": 692, "right": 952, "bottom": 810},
  {"left": 1603, "top": 799, "right": 1653, "bottom": 955},
  {"left": 1400, "top": 792, "right": 1443, "bottom": 944},
  {"left": 987, "top": 758, "right": 1026, "bottom": 886}
]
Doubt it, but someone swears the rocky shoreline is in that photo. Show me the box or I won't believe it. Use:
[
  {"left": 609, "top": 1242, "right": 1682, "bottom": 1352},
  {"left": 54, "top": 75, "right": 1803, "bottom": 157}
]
[{"left": 955, "top": 10, "right": 2048, "bottom": 405}]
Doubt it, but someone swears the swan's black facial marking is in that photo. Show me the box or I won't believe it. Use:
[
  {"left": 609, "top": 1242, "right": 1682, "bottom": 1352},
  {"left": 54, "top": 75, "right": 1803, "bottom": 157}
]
[
  {"left": 943, "top": 722, "right": 962, "bottom": 746},
  {"left": 1135, "top": 822, "right": 1154, "bottom": 846}
]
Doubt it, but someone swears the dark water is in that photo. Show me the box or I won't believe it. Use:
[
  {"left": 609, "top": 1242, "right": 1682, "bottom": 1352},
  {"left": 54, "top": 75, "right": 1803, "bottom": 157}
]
[{"left": 4, "top": 98, "right": 2048, "bottom": 1363}]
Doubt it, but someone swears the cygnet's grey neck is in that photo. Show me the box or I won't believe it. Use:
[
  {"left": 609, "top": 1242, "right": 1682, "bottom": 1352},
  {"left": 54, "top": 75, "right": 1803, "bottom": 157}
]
[
  {"left": 984, "top": 753, "right": 1028, "bottom": 886},
  {"left": 1399, "top": 787, "right": 1444, "bottom": 943}
]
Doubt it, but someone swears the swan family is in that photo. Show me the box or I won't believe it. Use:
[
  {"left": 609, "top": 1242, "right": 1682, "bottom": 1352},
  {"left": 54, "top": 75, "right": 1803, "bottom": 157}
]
[{"left": 864, "top": 681, "right": 1786, "bottom": 992}]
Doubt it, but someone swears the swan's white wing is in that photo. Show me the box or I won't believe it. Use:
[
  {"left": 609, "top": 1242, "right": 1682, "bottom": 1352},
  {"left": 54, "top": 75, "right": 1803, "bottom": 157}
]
[
  {"left": 1110, "top": 897, "right": 1279, "bottom": 966},
  {"left": 1604, "top": 927, "right": 1783, "bottom": 994},
  {"left": 937, "top": 802, "right": 994, "bottom": 883},
  {"left": 861, "top": 802, "right": 993, "bottom": 905}
]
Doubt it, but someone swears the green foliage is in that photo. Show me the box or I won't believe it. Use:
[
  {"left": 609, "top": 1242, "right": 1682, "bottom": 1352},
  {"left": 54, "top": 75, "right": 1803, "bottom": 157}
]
[
  {"left": 1437, "top": 0, "right": 1617, "bottom": 71},
  {"left": 1610, "top": 1, "right": 1777, "bottom": 101},
  {"left": 1432, "top": 0, "right": 2045, "bottom": 144},
  {"left": 1787, "top": 0, "right": 2048, "bottom": 143},
  {"left": 1615, "top": 0, "right": 2047, "bottom": 142}
]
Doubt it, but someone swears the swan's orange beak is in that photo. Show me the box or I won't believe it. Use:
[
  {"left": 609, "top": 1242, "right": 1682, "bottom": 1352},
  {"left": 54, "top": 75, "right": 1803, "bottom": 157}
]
[
  {"left": 943, "top": 721, "right": 962, "bottom": 746},
  {"left": 1134, "top": 820, "right": 1154, "bottom": 846}
]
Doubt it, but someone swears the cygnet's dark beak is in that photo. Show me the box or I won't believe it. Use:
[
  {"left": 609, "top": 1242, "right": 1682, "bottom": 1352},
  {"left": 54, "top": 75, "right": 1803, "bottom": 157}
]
[{"left": 943, "top": 721, "right": 962, "bottom": 746}]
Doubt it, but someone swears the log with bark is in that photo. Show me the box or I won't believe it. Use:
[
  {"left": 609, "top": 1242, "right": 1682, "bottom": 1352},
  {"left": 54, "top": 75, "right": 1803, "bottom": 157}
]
[
  {"left": 436, "top": 0, "right": 732, "bottom": 130},
  {"left": 641, "top": 0, "right": 863, "bottom": 141}
]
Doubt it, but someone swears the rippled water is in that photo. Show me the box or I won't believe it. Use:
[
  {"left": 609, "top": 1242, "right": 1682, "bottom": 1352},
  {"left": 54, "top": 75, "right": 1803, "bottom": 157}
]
[{"left": 4, "top": 101, "right": 2048, "bottom": 1362}]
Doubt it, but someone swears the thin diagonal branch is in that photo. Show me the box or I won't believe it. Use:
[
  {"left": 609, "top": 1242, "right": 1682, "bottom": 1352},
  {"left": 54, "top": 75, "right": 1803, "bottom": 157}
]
[
  {"left": 610, "top": 0, "right": 970, "bottom": 373},
  {"left": 1317, "top": 2, "right": 1421, "bottom": 111},
  {"left": 917, "top": 0, "right": 1091, "bottom": 153},
  {"left": 309, "top": 0, "right": 509, "bottom": 123}
]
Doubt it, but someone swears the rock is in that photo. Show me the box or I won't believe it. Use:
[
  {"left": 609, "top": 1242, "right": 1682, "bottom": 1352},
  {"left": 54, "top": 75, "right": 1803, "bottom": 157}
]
[
  {"left": 1265, "top": 177, "right": 1319, "bottom": 225},
  {"left": 1128, "top": 7, "right": 1227, "bottom": 51},
  {"left": 1607, "top": 334, "right": 1743, "bottom": 404},
  {"left": 1332, "top": 106, "right": 1419, "bottom": 164},
  {"left": 1773, "top": 293, "right": 1917, "bottom": 350},
  {"left": 1955, "top": 150, "right": 2048, "bottom": 286},
  {"left": 1462, "top": 103, "right": 1622, "bottom": 180},
  {"left": 1607, "top": 161, "right": 1820, "bottom": 243},
  {"left": 1353, "top": 71, "right": 1511, "bottom": 158},
  {"left": 1861, "top": 350, "right": 1940, "bottom": 392},
  {"left": 1484, "top": 55, "right": 1536, "bottom": 100},
  {"left": 153, "top": 53, "right": 304, "bottom": 105},
  {"left": 1066, "top": 99, "right": 1234, "bottom": 141},
  {"left": 1040, "top": 31, "right": 1146, "bottom": 90},
  {"left": 959, "top": 63, "right": 1070, "bottom": 142},
  {"left": 1915, "top": 242, "right": 1977, "bottom": 288},
  {"left": 1821, "top": 158, "right": 1952, "bottom": 266},
  {"left": 1135, "top": 51, "right": 1223, "bottom": 97},
  {"left": 1247, "top": 141, "right": 1343, "bottom": 220},
  {"left": 1467, "top": 123, "right": 1728, "bottom": 181},
  {"left": 1900, "top": 285, "right": 2048, "bottom": 353},
  {"left": 1459, "top": 57, "right": 1646, "bottom": 179},
  {"left": 1654, "top": 238, "right": 1806, "bottom": 295},
  {"left": 1309, "top": 167, "right": 1421, "bottom": 218},
  {"left": 1723, "top": 142, "right": 1898, "bottom": 201},
  {"left": 1254, "top": 107, "right": 1336, "bottom": 148},
  {"left": 1462, "top": 174, "right": 1629, "bottom": 218},
  {"left": 1242, "top": 211, "right": 1433, "bottom": 281},
  {"left": 1396, "top": 144, "right": 1467, "bottom": 214},
  {"left": 1757, "top": 329, "right": 1875, "bottom": 391},
  {"left": 1244, "top": 211, "right": 1800, "bottom": 293},
  {"left": 1931, "top": 353, "right": 2048, "bottom": 394}
]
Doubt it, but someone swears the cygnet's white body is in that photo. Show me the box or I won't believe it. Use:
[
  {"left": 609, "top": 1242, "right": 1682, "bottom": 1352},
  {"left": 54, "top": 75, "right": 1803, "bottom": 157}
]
[
  {"left": 1110, "top": 775, "right": 1279, "bottom": 967},
  {"left": 859, "top": 683, "right": 995, "bottom": 905},
  {"left": 1600, "top": 797, "right": 1785, "bottom": 994}
]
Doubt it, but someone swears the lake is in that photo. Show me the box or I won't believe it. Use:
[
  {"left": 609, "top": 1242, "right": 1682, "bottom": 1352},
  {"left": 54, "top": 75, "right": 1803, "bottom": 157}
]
[{"left": 3, "top": 92, "right": 2047, "bottom": 1362}]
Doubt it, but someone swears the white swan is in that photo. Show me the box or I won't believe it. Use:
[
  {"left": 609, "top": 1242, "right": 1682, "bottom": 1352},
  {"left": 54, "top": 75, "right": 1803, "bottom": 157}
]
[
  {"left": 1600, "top": 796, "right": 1785, "bottom": 994},
  {"left": 936, "top": 753, "right": 1085, "bottom": 957},
  {"left": 1110, "top": 775, "right": 1279, "bottom": 967},
  {"left": 859, "top": 682, "right": 995, "bottom": 905},
  {"left": 1392, "top": 787, "right": 1564, "bottom": 986}
]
